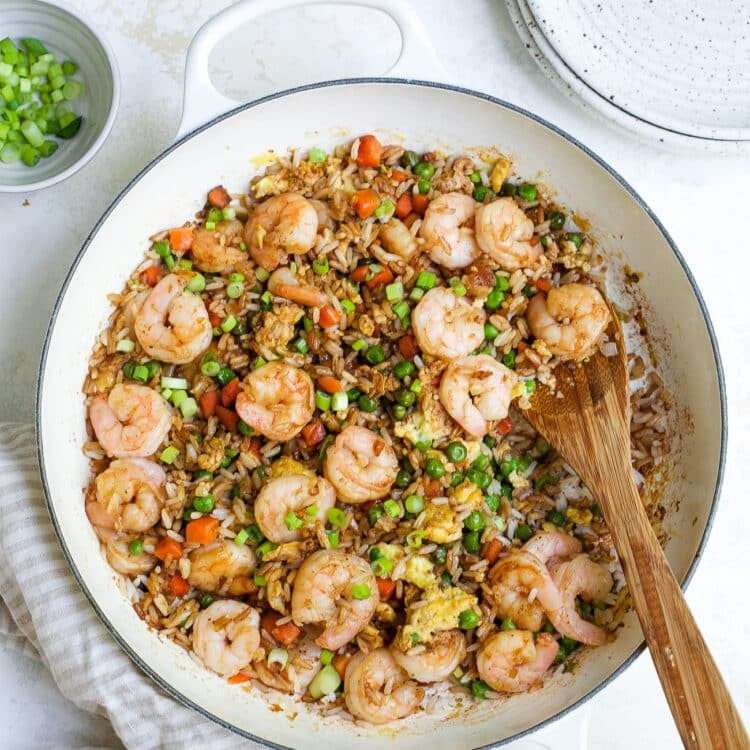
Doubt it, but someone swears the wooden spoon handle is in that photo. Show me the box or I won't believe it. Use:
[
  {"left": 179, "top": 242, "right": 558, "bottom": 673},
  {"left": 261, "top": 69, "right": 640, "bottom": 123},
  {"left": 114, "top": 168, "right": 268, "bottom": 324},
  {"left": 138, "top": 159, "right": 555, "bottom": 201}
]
[{"left": 600, "top": 475, "right": 748, "bottom": 748}]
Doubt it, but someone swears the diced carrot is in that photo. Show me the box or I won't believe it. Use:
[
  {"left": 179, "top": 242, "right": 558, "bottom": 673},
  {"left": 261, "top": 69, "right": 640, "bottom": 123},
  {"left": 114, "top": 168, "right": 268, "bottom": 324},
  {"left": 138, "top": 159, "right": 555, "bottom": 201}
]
[
  {"left": 395, "top": 192, "right": 413, "bottom": 219},
  {"left": 141, "top": 265, "right": 160, "bottom": 286},
  {"left": 168, "top": 227, "right": 193, "bottom": 252},
  {"left": 355, "top": 134, "right": 382, "bottom": 168},
  {"left": 185, "top": 516, "right": 219, "bottom": 545},
  {"left": 376, "top": 577, "right": 396, "bottom": 600},
  {"left": 353, "top": 189, "right": 380, "bottom": 219},
  {"left": 199, "top": 390, "right": 219, "bottom": 418},
  {"left": 154, "top": 537, "right": 183, "bottom": 562},
  {"left": 318, "top": 376, "right": 343, "bottom": 394},
  {"left": 207, "top": 185, "right": 231, "bottom": 209},
  {"left": 221, "top": 377, "right": 241, "bottom": 407},
  {"left": 366, "top": 266, "right": 393, "bottom": 289},
  {"left": 535, "top": 277, "right": 552, "bottom": 292},
  {"left": 215, "top": 405, "right": 239, "bottom": 432},
  {"left": 228, "top": 673, "right": 251, "bottom": 684},
  {"left": 319, "top": 305, "right": 341, "bottom": 329},
  {"left": 350, "top": 265, "right": 370, "bottom": 283},
  {"left": 332, "top": 653, "right": 352, "bottom": 681},
  {"left": 169, "top": 574, "right": 190, "bottom": 596},
  {"left": 482, "top": 538, "right": 504, "bottom": 565},
  {"left": 208, "top": 311, "right": 222, "bottom": 328},
  {"left": 529, "top": 234, "right": 541, "bottom": 246},
  {"left": 424, "top": 479, "right": 442, "bottom": 499},
  {"left": 517, "top": 341, "right": 528, "bottom": 353},
  {"left": 398, "top": 334, "right": 419, "bottom": 359},
  {"left": 261, "top": 611, "right": 302, "bottom": 646},
  {"left": 241, "top": 435, "right": 262, "bottom": 458},
  {"left": 391, "top": 169, "right": 407, "bottom": 183},
  {"left": 497, "top": 416, "right": 513, "bottom": 436},
  {"left": 301, "top": 420, "right": 326, "bottom": 447},
  {"left": 412, "top": 193, "right": 429, "bottom": 215}
]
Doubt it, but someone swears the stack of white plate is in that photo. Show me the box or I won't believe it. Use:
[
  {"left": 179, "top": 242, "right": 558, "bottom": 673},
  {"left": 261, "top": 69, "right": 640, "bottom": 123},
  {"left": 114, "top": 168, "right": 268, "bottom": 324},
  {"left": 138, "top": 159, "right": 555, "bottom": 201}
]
[{"left": 506, "top": 0, "right": 750, "bottom": 149}]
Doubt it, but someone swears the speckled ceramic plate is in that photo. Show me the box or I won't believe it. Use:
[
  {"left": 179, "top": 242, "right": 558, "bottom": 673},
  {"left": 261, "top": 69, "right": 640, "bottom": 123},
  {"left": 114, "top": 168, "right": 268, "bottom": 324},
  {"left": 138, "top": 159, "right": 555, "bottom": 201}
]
[
  {"left": 506, "top": 0, "right": 750, "bottom": 149},
  {"left": 525, "top": 0, "right": 750, "bottom": 141}
]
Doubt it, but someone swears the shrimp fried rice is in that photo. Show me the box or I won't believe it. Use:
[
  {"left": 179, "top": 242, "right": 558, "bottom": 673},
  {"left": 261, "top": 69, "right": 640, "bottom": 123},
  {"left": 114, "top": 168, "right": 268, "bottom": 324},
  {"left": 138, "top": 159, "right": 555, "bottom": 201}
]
[{"left": 82, "top": 134, "right": 671, "bottom": 724}]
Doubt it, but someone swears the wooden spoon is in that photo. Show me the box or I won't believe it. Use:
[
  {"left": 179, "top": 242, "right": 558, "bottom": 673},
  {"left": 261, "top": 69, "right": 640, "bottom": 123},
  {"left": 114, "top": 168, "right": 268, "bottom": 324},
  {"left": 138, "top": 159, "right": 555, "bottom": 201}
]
[{"left": 523, "top": 305, "right": 748, "bottom": 748}]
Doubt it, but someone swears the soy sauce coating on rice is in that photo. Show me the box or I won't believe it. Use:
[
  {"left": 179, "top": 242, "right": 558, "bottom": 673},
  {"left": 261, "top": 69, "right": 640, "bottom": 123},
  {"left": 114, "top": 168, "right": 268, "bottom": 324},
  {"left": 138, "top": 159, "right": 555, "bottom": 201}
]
[{"left": 82, "top": 135, "right": 671, "bottom": 724}]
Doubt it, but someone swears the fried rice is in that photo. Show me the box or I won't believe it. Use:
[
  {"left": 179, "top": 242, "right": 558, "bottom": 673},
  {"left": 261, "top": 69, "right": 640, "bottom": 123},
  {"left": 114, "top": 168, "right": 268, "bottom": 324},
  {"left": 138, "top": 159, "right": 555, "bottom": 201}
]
[{"left": 81, "top": 134, "right": 671, "bottom": 724}]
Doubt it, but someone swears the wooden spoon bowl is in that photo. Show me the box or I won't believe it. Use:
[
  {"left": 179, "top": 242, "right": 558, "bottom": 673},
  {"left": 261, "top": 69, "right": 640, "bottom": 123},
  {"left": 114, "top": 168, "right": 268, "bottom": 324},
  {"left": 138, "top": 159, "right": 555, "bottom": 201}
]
[{"left": 523, "top": 306, "right": 747, "bottom": 748}]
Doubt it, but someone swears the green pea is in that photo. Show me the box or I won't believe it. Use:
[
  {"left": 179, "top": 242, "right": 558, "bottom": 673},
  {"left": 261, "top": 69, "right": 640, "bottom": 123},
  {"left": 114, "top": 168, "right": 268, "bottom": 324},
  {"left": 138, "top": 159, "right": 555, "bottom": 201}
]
[
  {"left": 401, "top": 150, "right": 419, "bottom": 169},
  {"left": 358, "top": 394, "right": 379, "bottom": 413},
  {"left": 500, "top": 617, "right": 516, "bottom": 631},
  {"left": 484, "top": 494, "right": 500, "bottom": 513},
  {"left": 464, "top": 510, "right": 486, "bottom": 532},
  {"left": 547, "top": 211, "right": 565, "bottom": 231},
  {"left": 417, "top": 178, "right": 431, "bottom": 195},
  {"left": 368, "top": 506, "right": 383, "bottom": 526},
  {"left": 199, "top": 593, "right": 214, "bottom": 609},
  {"left": 192, "top": 494, "right": 215, "bottom": 513},
  {"left": 500, "top": 183, "right": 517, "bottom": 196},
  {"left": 127, "top": 539, "right": 143, "bottom": 555},
  {"left": 451, "top": 471, "right": 465, "bottom": 487},
  {"left": 391, "top": 403, "right": 407, "bottom": 420},
  {"left": 485, "top": 289, "right": 505, "bottom": 310},
  {"left": 424, "top": 457, "right": 445, "bottom": 479},
  {"left": 515, "top": 523, "right": 533, "bottom": 542},
  {"left": 500, "top": 457, "right": 520, "bottom": 477},
  {"left": 502, "top": 349, "right": 516, "bottom": 369},
  {"left": 458, "top": 609, "right": 480, "bottom": 630},
  {"left": 484, "top": 323, "right": 500, "bottom": 341},
  {"left": 432, "top": 545, "right": 448, "bottom": 565},
  {"left": 566, "top": 232, "right": 583, "bottom": 248},
  {"left": 518, "top": 183, "right": 537, "bottom": 201},
  {"left": 463, "top": 530, "right": 481, "bottom": 554},
  {"left": 365, "top": 345, "right": 385, "bottom": 365},
  {"left": 466, "top": 468, "right": 491, "bottom": 489},
  {"left": 394, "top": 470, "right": 412, "bottom": 488},
  {"left": 547, "top": 510, "right": 566, "bottom": 526},
  {"left": 395, "top": 388, "right": 416, "bottom": 407},
  {"left": 413, "top": 161, "right": 435, "bottom": 180},
  {"left": 471, "top": 454, "right": 490, "bottom": 471},
  {"left": 445, "top": 441, "right": 467, "bottom": 463},
  {"left": 394, "top": 360, "right": 415, "bottom": 379}
]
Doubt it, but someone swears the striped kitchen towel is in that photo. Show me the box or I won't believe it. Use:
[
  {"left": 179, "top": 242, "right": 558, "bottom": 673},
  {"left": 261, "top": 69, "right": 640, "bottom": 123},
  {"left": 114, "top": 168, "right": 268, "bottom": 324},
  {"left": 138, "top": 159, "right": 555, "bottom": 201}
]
[{"left": 0, "top": 424, "right": 257, "bottom": 750}]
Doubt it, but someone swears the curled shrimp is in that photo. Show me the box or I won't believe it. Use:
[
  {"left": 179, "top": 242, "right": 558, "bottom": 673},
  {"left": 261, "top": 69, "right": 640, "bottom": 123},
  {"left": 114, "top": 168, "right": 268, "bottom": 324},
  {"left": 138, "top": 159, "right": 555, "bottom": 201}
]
[
  {"left": 267, "top": 266, "right": 328, "bottom": 308},
  {"left": 254, "top": 634, "right": 322, "bottom": 694},
  {"left": 488, "top": 550, "right": 563, "bottom": 632},
  {"left": 391, "top": 629, "right": 466, "bottom": 683},
  {"left": 548, "top": 554, "right": 612, "bottom": 646},
  {"left": 192, "top": 600, "right": 261, "bottom": 677},
  {"left": 245, "top": 192, "right": 318, "bottom": 271},
  {"left": 439, "top": 354, "right": 517, "bottom": 438},
  {"left": 475, "top": 197, "right": 542, "bottom": 271},
  {"left": 235, "top": 361, "right": 314, "bottom": 442},
  {"left": 89, "top": 383, "right": 172, "bottom": 458},
  {"left": 411, "top": 287, "right": 486, "bottom": 360},
  {"left": 190, "top": 219, "right": 246, "bottom": 273},
  {"left": 419, "top": 192, "right": 480, "bottom": 269},
  {"left": 323, "top": 425, "right": 398, "bottom": 503},
  {"left": 523, "top": 530, "right": 582, "bottom": 566},
  {"left": 85, "top": 458, "right": 166, "bottom": 532},
  {"left": 133, "top": 272, "right": 213, "bottom": 364},
  {"left": 291, "top": 550, "right": 379, "bottom": 650},
  {"left": 526, "top": 284, "right": 610, "bottom": 360},
  {"left": 379, "top": 218, "right": 417, "bottom": 260},
  {"left": 188, "top": 539, "right": 257, "bottom": 596},
  {"left": 96, "top": 528, "right": 156, "bottom": 577},
  {"left": 254, "top": 474, "right": 336, "bottom": 544},
  {"left": 476, "top": 630, "right": 559, "bottom": 694},
  {"left": 344, "top": 648, "right": 423, "bottom": 725}
]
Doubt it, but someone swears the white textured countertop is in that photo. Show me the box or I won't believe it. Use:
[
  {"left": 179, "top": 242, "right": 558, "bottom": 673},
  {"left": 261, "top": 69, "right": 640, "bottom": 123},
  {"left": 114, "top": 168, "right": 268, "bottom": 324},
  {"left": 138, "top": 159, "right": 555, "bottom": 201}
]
[{"left": 1, "top": 1, "right": 748, "bottom": 748}]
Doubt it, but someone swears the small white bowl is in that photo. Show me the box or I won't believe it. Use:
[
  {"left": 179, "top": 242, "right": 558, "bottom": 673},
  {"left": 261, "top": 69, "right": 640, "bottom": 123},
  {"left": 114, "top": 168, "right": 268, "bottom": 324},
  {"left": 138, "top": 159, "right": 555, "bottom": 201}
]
[{"left": 0, "top": 0, "right": 119, "bottom": 192}]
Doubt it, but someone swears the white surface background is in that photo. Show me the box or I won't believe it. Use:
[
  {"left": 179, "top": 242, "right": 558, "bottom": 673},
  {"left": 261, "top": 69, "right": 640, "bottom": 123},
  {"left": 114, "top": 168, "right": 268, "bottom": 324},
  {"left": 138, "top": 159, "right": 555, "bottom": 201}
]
[{"left": 0, "top": 1, "right": 748, "bottom": 748}]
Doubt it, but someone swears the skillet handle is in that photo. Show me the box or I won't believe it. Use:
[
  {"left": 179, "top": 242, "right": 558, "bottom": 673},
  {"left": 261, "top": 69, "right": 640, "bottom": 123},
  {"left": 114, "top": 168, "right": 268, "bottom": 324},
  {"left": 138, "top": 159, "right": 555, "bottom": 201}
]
[{"left": 178, "top": 0, "right": 446, "bottom": 139}]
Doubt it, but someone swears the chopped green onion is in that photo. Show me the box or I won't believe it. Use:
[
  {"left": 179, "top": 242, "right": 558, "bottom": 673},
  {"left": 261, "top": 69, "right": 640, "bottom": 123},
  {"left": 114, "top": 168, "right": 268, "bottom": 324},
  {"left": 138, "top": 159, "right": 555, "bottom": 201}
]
[
  {"left": 535, "top": 474, "right": 558, "bottom": 491},
  {"left": 566, "top": 232, "right": 583, "bottom": 248},
  {"left": 371, "top": 558, "right": 394, "bottom": 579},
  {"left": 351, "top": 338, "right": 366, "bottom": 352},
  {"left": 415, "top": 271, "right": 436, "bottom": 290},
  {"left": 473, "top": 185, "right": 492, "bottom": 202},
  {"left": 233, "top": 527, "right": 250, "bottom": 546},
  {"left": 255, "top": 267, "right": 270, "bottom": 282},
  {"left": 293, "top": 336, "right": 309, "bottom": 354},
  {"left": 238, "top": 420, "right": 254, "bottom": 436},
  {"left": 132, "top": 364, "right": 149, "bottom": 382},
  {"left": 547, "top": 211, "right": 565, "bottom": 231},
  {"left": 326, "top": 507, "right": 347, "bottom": 529},
  {"left": 458, "top": 609, "right": 480, "bottom": 630},
  {"left": 308, "top": 147, "right": 327, "bottom": 163},
  {"left": 409, "top": 287, "right": 424, "bottom": 301},
  {"left": 331, "top": 391, "right": 349, "bottom": 411},
  {"left": 320, "top": 649, "right": 334, "bottom": 666},
  {"left": 284, "top": 511, "right": 303, "bottom": 531},
  {"left": 160, "top": 446, "right": 179, "bottom": 464},
  {"left": 340, "top": 298, "right": 355, "bottom": 315},
  {"left": 385, "top": 281, "right": 404, "bottom": 301},
  {"left": 246, "top": 524, "right": 264, "bottom": 545},
  {"left": 161, "top": 376, "right": 188, "bottom": 390},
  {"left": 268, "top": 647, "right": 288, "bottom": 669},
  {"left": 500, "top": 617, "right": 516, "bottom": 631},
  {"left": 115, "top": 338, "right": 135, "bottom": 353},
  {"left": 383, "top": 499, "right": 401, "bottom": 518},
  {"left": 201, "top": 359, "right": 221, "bottom": 377},
  {"left": 471, "top": 680, "right": 490, "bottom": 699},
  {"left": 524, "top": 379, "right": 536, "bottom": 395},
  {"left": 179, "top": 397, "right": 198, "bottom": 419},
  {"left": 254, "top": 574, "right": 267, "bottom": 587},
  {"left": 312, "top": 256, "right": 329, "bottom": 275},
  {"left": 221, "top": 315, "right": 237, "bottom": 333},
  {"left": 315, "top": 390, "right": 332, "bottom": 411},
  {"left": 406, "top": 530, "right": 425, "bottom": 548},
  {"left": 260, "top": 290, "right": 272, "bottom": 310},
  {"left": 368, "top": 506, "right": 383, "bottom": 526},
  {"left": 199, "top": 593, "right": 214, "bottom": 609},
  {"left": 326, "top": 530, "right": 340, "bottom": 548},
  {"left": 351, "top": 583, "right": 371, "bottom": 600},
  {"left": 449, "top": 276, "right": 467, "bottom": 296},
  {"left": 373, "top": 198, "right": 395, "bottom": 219},
  {"left": 226, "top": 281, "right": 244, "bottom": 298},
  {"left": 469, "top": 170, "right": 482, "bottom": 184},
  {"left": 392, "top": 301, "right": 411, "bottom": 323},
  {"left": 409, "top": 379, "right": 422, "bottom": 394},
  {"left": 308, "top": 665, "right": 341, "bottom": 699}
]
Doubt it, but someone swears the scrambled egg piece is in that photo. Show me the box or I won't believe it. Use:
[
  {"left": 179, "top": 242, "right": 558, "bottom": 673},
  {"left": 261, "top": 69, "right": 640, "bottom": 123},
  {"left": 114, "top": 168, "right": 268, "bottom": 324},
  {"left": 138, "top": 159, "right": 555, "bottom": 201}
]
[
  {"left": 422, "top": 503, "right": 462, "bottom": 544},
  {"left": 398, "top": 586, "right": 480, "bottom": 649},
  {"left": 452, "top": 482, "right": 484, "bottom": 511},
  {"left": 489, "top": 155, "right": 512, "bottom": 193},
  {"left": 372, "top": 543, "right": 404, "bottom": 565},
  {"left": 508, "top": 470, "right": 529, "bottom": 490},
  {"left": 252, "top": 174, "right": 290, "bottom": 198},
  {"left": 566, "top": 507, "right": 594, "bottom": 526},
  {"left": 404, "top": 556, "right": 437, "bottom": 589},
  {"left": 510, "top": 380, "right": 528, "bottom": 401},
  {"left": 268, "top": 456, "right": 313, "bottom": 479}
]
